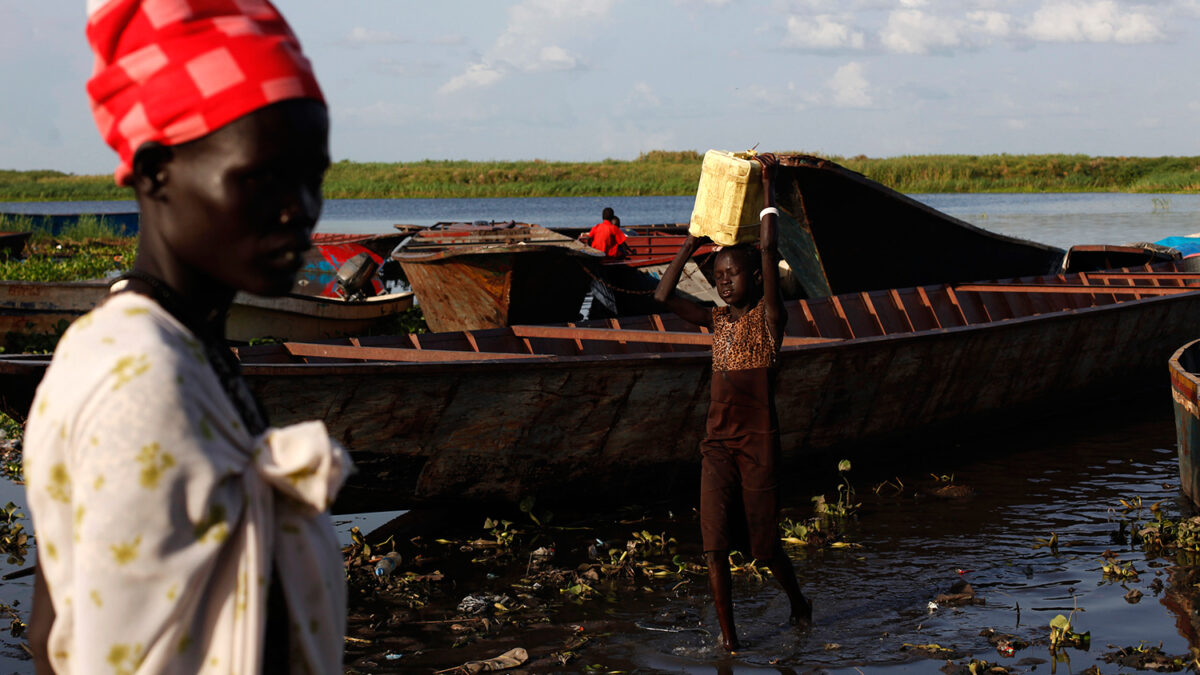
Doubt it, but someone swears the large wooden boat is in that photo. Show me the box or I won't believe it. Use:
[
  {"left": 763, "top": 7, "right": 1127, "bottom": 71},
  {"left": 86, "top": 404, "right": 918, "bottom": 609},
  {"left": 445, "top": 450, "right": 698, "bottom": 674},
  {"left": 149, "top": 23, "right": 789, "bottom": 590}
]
[
  {"left": 388, "top": 156, "right": 1072, "bottom": 332},
  {"left": 772, "top": 155, "right": 1066, "bottom": 296},
  {"left": 0, "top": 232, "right": 414, "bottom": 343},
  {"left": 6, "top": 260, "right": 1200, "bottom": 513},
  {"left": 393, "top": 222, "right": 603, "bottom": 332},
  {"left": 0, "top": 281, "right": 413, "bottom": 343},
  {"left": 1170, "top": 339, "right": 1200, "bottom": 507}
]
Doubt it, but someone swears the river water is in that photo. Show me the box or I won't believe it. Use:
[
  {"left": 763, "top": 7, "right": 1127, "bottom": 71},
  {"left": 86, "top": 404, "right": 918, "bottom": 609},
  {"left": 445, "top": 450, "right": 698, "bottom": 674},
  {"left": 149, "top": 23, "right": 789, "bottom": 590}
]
[
  {"left": 8, "top": 192, "right": 1200, "bottom": 249},
  {"left": 3, "top": 194, "right": 1200, "bottom": 671}
]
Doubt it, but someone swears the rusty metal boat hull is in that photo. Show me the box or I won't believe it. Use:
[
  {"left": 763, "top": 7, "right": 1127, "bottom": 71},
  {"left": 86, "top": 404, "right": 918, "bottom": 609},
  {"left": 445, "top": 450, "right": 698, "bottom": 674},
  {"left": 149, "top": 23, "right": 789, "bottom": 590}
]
[
  {"left": 393, "top": 222, "right": 605, "bottom": 332},
  {"left": 1170, "top": 339, "right": 1200, "bottom": 507},
  {"left": 401, "top": 248, "right": 593, "bottom": 332}
]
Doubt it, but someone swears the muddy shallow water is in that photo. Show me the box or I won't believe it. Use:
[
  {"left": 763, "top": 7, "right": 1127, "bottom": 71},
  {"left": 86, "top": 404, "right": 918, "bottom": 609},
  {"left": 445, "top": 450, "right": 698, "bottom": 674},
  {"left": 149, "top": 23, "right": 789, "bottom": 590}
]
[
  {"left": 337, "top": 396, "right": 1200, "bottom": 673},
  {"left": 0, "top": 396, "right": 1195, "bottom": 673}
]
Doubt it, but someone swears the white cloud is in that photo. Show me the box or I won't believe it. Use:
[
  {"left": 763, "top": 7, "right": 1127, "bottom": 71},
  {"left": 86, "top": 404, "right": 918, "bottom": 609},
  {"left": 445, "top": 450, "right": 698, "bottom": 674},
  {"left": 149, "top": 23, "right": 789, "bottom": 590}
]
[
  {"left": 880, "top": 9, "right": 964, "bottom": 53},
  {"left": 784, "top": 14, "right": 866, "bottom": 49},
  {"left": 624, "top": 81, "right": 661, "bottom": 108},
  {"left": 967, "top": 10, "right": 1011, "bottom": 37},
  {"left": 827, "top": 61, "right": 872, "bottom": 107},
  {"left": 878, "top": 7, "right": 1013, "bottom": 53},
  {"left": 439, "top": 0, "right": 615, "bottom": 93},
  {"left": 527, "top": 45, "right": 578, "bottom": 72},
  {"left": 341, "top": 26, "right": 407, "bottom": 47},
  {"left": 1025, "top": 1, "right": 1166, "bottom": 43},
  {"left": 439, "top": 63, "right": 505, "bottom": 94}
]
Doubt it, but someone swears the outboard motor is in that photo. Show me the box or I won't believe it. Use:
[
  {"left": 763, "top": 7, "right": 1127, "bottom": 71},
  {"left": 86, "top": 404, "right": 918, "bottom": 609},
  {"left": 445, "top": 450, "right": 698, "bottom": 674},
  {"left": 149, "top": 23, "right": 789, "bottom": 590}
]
[{"left": 335, "top": 252, "right": 379, "bottom": 301}]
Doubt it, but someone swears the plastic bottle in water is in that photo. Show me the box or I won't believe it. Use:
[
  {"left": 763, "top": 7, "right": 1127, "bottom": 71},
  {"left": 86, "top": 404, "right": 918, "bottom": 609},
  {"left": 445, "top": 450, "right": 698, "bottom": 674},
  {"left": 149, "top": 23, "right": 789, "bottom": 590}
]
[{"left": 374, "top": 552, "right": 402, "bottom": 579}]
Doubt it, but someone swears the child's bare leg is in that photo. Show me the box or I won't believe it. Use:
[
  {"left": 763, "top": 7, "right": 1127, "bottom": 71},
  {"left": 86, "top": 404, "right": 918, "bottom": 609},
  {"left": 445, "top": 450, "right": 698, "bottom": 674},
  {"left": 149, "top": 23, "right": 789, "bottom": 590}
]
[
  {"left": 705, "top": 550, "right": 740, "bottom": 650},
  {"left": 764, "top": 543, "right": 811, "bottom": 627}
]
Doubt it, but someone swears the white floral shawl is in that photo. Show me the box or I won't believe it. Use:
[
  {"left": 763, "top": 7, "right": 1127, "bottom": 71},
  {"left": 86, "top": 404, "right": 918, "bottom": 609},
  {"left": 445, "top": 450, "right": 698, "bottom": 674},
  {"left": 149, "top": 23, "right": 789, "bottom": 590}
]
[{"left": 24, "top": 292, "right": 350, "bottom": 673}]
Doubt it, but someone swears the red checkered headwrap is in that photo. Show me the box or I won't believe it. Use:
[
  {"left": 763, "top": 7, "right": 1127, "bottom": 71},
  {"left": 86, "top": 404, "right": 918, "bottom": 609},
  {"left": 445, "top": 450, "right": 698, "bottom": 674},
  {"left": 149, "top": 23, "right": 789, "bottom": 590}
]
[{"left": 86, "top": 0, "right": 325, "bottom": 185}]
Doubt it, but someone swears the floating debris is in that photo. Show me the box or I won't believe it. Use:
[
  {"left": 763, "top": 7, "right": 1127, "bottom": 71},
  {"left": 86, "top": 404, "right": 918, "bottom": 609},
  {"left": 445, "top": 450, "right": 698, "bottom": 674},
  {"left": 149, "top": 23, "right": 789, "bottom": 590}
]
[
  {"left": 979, "top": 628, "right": 1031, "bottom": 658},
  {"left": 936, "top": 580, "right": 984, "bottom": 607},
  {"left": 901, "top": 642, "right": 965, "bottom": 660},
  {"left": 374, "top": 551, "right": 403, "bottom": 580},
  {"left": 457, "top": 593, "right": 513, "bottom": 616},
  {"left": 434, "top": 647, "right": 528, "bottom": 674},
  {"left": 1101, "top": 644, "right": 1190, "bottom": 671},
  {"left": 1048, "top": 614, "right": 1090, "bottom": 651}
]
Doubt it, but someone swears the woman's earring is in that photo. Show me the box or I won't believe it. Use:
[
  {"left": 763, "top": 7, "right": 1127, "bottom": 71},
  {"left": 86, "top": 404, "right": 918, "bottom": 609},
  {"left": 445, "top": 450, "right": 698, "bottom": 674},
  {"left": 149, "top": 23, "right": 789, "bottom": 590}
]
[{"left": 280, "top": 210, "right": 292, "bottom": 225}]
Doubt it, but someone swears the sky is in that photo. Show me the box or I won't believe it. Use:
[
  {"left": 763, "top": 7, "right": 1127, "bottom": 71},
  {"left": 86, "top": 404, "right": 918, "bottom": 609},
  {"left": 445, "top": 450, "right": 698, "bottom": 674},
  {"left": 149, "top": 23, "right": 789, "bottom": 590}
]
[{"left": 4, "top": 0, "right": 1200, "bottom": 175}]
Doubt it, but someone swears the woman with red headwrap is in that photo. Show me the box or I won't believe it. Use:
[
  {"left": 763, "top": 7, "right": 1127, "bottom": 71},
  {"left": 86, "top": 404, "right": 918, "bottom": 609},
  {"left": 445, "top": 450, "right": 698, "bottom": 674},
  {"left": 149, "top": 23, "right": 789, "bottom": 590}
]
[{"left": 22, "top": 1, "right": 349, "bottom": 672}]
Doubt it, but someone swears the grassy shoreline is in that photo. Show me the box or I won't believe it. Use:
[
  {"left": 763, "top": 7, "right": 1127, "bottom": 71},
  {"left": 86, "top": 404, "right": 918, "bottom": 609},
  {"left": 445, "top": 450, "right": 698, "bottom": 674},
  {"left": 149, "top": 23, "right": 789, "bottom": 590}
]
[{"left": 2, "top": 152, "right": 1199, "bottom": 201}]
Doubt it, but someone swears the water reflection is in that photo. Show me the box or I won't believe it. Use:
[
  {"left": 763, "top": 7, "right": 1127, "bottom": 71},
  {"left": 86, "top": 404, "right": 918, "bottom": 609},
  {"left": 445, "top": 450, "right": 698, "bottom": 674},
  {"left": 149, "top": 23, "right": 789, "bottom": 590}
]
[{"left": 581, "top": 399, "right": 1195, "bottom": 672}]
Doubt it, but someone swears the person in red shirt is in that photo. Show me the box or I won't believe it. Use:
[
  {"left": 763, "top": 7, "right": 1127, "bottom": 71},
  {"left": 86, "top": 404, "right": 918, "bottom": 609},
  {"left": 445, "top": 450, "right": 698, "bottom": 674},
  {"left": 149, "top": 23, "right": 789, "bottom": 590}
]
[{"left": 584, "top": 207, "right": 631, "bottom": 257}]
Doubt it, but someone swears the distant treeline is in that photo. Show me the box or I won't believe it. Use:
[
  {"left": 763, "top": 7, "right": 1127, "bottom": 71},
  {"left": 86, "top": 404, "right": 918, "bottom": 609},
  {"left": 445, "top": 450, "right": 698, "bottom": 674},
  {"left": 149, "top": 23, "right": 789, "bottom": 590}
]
[{"left": 3, "top": 151, "right": 1198, "bottom": 201}]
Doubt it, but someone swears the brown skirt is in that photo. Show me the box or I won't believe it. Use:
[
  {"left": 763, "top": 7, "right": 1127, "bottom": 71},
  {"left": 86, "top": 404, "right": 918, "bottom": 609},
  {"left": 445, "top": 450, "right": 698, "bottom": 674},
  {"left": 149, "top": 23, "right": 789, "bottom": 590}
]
[{"left": 699, "top": 367, "right": 780, "bottom": 560}]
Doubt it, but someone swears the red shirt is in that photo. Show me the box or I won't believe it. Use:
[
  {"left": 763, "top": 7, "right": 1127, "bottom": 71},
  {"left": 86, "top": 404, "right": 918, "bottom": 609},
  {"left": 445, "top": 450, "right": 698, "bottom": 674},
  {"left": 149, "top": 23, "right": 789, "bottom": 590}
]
[{"left": 588, "top": 220, "right": 627, "bottom": 257}]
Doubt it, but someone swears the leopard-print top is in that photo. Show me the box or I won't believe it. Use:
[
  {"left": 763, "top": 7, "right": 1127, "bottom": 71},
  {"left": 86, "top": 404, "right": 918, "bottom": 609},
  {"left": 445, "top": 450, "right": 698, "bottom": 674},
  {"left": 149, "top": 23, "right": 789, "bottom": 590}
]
[{"left": 711, "top": 297, "right": 778, "bottom": 371}]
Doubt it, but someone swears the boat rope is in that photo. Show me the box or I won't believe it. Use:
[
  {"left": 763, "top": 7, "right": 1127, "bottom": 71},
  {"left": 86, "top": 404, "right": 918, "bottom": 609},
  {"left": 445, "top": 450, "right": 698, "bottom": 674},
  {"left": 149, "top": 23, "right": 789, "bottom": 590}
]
[
  {"left": 574, "top": 250, "right": 716, "bottom": 296},
  {"left": 574, "top": 260, "right": 658, "bottom": 295}
]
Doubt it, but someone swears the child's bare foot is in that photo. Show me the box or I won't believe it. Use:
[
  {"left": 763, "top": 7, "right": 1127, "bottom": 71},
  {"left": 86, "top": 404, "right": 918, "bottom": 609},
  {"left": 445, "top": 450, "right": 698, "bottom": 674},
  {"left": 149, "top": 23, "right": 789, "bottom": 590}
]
[
  {"left": 789, "top": 596, "right": 813, "bottom": 628},
  {"left": 721, "top": 633, "right": 741, "bottom": 652}
]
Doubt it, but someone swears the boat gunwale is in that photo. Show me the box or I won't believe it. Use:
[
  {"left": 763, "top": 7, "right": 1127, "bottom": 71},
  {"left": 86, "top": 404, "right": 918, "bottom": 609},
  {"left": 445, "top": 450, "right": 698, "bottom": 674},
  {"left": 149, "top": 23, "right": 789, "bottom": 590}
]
[
  {"left": 5, "top": 263, "right": 1200, "bottom": 375},
  {"left": 394, "top": 244, "right": 604, "bottom": 262},
  {"left": 237, "top": 278, "right": 1200, "bottom": 374},
  {"left": 1169, "top": 339, "right": 1200, "bottom": 401}
]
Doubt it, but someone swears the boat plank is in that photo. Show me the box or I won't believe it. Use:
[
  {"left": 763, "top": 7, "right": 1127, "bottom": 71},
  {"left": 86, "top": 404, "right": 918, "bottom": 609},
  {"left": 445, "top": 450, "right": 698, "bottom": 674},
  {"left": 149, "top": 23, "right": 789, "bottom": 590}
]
[
  {"left": 805, "top": 297, "right": 855, "bottom": 339},
  {"left": 282, "top": 342, "right": 548, "bottom": 362},
  {"left": 956, "top": 283, "right": 1197, "bottom": 295},
  {"left": 923, "top": 286, "right": 966, "bottom": 328}
]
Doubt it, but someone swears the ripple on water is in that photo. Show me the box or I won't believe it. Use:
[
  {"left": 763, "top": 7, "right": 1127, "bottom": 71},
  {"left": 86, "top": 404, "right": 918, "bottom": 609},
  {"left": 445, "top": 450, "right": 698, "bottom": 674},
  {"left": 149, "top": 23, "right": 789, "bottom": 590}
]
[{"left": 600, "top": 401, "right": 1195, "bottom": 672}]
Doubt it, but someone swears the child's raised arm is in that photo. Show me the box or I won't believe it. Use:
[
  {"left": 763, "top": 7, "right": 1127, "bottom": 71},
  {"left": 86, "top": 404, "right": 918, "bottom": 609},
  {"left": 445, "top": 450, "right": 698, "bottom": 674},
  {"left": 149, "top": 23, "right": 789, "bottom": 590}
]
[
  {"left": 755, "top": 153, "right": 787, "bottom": 344},
  {"left": 653, "top": 234, "right": 713, "bottom": 328}
]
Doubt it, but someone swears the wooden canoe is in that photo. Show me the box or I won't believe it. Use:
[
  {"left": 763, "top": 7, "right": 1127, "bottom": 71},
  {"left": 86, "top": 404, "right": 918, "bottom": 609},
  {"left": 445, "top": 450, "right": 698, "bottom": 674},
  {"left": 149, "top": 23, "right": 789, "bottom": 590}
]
[
  {"left": 7, "top": 260, "right": 1200, "bottom": 512},
  {"left": 0, "top": 279, "right": 414, "bottom": 343},
  {"left": 0, "top": 232, "right": 31, "bottom": 258},
  {"left": 393, "top": 222, "right": 603, "bottom": 332},
  {"left": 388, "top": 156, "right": 1071, "bottom": 332},
  {"left": 1170, "top": 339, "right": 1200, "bottom": 507},
  {"left": 772, "top": 155, "right": 1066, "bottom": 296}
]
